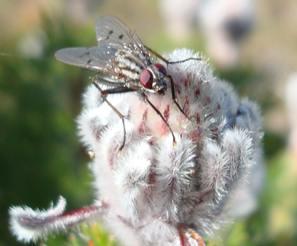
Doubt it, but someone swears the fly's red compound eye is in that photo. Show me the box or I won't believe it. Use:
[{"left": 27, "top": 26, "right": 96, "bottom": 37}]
[
  {"left": 155, "top": 63, "right": 167, "bottom": 75},
  {"left": 140, "top": 69, "right": 153, "bottom": 89}
]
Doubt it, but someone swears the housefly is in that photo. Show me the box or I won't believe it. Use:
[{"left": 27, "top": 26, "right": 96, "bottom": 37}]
[{"left": 55, "top": 16, "right": 200, "bottom": 150}]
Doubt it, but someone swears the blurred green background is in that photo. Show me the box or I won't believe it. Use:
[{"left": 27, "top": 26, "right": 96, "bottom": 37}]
[{"left": 1, "top": 0, "right": 297, "bottom": 245}]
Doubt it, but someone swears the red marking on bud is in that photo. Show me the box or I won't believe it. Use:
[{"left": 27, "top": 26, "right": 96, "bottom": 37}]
[
  {"left": 138, "top": 109, "right": 148, "bottom": 134},
  {"left": 144, "top": 164, "right": 157, "bottom": 198},
  {"left": 178, "top": 224, "right": 188, "bottom": 246},
  {"left": 188, "top": 128, "right": 203, "bottom": 142},
  {"left": 217, "top": 103, "right": 221, "bottom": 111},
  {"left": 90, "top": 119, "right": 104, "bottom": 140},
  {"left": 176, "top": 84, "right": 181, "bottom": 95},
  {"left": 194, "top": 88, "right": 200, "bottom": 97},
  {"left": 183, "top": 97, "right": 190, "bottom": 115},
  {"left": 108, "top": 144, "right": 119, "bottom": 169},
  {"left": 183, "top": 78, "right": 189, "bottom": 88},
  {"left": 205, "top": 96, "right": 211, "bottom": 104},
  {"left": 118, "top": 215, "right": 134, "bottom": 228},
  {"left": 148, "top": 137, "right": 156, "bottom": 146},
  {"left": 196, "top": 113, "right": 201, "bottom": 124},
  {"left": 163, "top": 104, "right": 170, "bottom": 121},
  {"left": 148, "top": 169, "right": 156, "bottom": 185}
]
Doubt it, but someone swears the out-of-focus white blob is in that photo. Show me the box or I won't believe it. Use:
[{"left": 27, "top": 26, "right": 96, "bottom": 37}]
[
  {"left": 285, "top": 73, "right": 297, "bottom": 161},
  {"left": 159, "top": 0, "right": 255, "bottom": 67},
  {"left": 63, "top": 0, "right": 104, "bottom": 23},
  {"left": 17, "top": 30, "right": 47, "bottom": 59},
  {"left": 198, "top": 0, "right": 254, "bottom": 67},
  {"left": 159, "top": 0, "right": 199, "bottom": 41}
]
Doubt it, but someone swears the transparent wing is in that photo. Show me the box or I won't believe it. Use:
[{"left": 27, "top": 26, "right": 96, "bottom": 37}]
[
  {"left": 95, "top": 16, "right": 142, "bottom": 46},
  {"left": 55, "top": 44, "right": 117, "bottom": 72},
  {"left": 55, "top": 16, "right": 153, "bottom": 85},
  {"left": 95, "top": 16, "right": 152, "bottom": 67}
]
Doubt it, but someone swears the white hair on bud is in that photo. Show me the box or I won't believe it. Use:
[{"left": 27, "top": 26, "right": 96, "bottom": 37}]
[
  {"left": 114, "top": 139, "right": 154, "bottom": 223},
  {"left": 152, "top": 135, "right": 197, "bottom": 223}
]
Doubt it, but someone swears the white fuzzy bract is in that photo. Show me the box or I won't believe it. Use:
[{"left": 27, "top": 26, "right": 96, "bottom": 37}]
[{"left": 9, "top": 196, "right": 67, "bottom": 243}]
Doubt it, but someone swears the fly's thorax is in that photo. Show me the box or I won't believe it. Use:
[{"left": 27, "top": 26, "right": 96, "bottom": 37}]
[{"left": 114, "top": 55, "right": 141, "bottom": 81}]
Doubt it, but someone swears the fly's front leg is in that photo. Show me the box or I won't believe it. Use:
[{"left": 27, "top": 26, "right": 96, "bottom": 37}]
[
  {"left": 167, "top": 57, "right": 201, "bottom": 65},
  {"left": 92, "top": 81, "right": 133, "bottom": 150},
  {"left": 144, "top": 45, "right": 201, "bottom": 65},
  {"left": 142, "top": 93, "right": 176, "bottom": 145},
  {"left": 168, "top": 75, "right": 190, "bottom": 120}
]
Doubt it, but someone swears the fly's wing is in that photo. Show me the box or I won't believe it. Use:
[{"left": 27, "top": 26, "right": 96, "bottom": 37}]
[
  {"left": 55, "top": 16, "right": 153, "bottom": 85},
  {"left": 55, "top": 44, "right": 117, "bottom": 73},
  {"left": 55, "top": 45, "right": 126, "bottom": 85},
  {"left": 96, "top": 16, "right": 141, "bottom": 45},
  {"left": 95, "top": 16, "right": 152, "bottom": 67}
]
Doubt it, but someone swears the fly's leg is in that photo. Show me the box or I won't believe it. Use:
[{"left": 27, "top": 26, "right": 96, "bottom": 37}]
[
  {"left": 104, "top": 82, "right": 177, "bottom": 145},
  {"left": 144, "top": 45, "right": 201, "bottom": 65},
  {"left": 168, "top": 75, "right": 190, "bottom": 120},
  {"left": 92, "top": 82, "right": 133, "bottom": 150},
  {"left": 167, "top": 57, "right": 201, "bottom": 65},
  {"left": 142, "top": 93, "right": 176, "bottom": 145}
]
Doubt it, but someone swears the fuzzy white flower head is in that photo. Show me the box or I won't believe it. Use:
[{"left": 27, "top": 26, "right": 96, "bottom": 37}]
[
  {"left": 77, "top": 49, "right": 263, "bottom": 245},
  {"left": 9, "top": 49, "right": 263, "bottom": 246}
]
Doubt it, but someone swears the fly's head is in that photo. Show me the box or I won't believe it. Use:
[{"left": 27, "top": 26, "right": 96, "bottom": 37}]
[{"left": 139, "top": 63, "right": 169, "bottom": 94}]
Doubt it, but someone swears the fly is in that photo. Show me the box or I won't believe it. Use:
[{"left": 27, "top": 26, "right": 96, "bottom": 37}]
[{"left": 55, "top": 16, "right": 200, "bottom": 150}]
